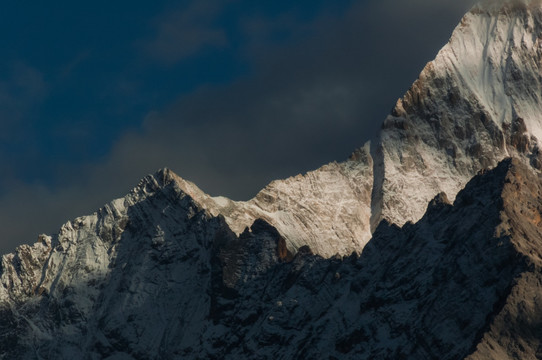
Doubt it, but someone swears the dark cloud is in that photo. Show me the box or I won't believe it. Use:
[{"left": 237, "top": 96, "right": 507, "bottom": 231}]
[{"left": 0, "top": 0, "right": 477, "bottom": 254}]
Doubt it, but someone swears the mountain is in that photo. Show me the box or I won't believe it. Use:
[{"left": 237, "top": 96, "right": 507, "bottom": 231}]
[
  {"left": 169, "top": 144, "right": 375, "bottom": 258},
  {"left": 375, "top": 0, "right": 542, "bottom": 229},
  {"left": 124, "top": 0, "right": 542, "bottom": 258},
  {"left": 2, "top": 0, "right": 542, "bottom": 359},
  {"left": 2, "top": 155, "right": 542, "bottom": 359}
]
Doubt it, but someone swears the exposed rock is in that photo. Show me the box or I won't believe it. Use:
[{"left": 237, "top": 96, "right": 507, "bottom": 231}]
[{"left": 1, "top": 157, "right": 541, "bottom": 359}]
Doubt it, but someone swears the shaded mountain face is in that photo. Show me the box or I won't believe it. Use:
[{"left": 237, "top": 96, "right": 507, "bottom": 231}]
[
  {"left": 2, "top": 158, "right": 542, "bottom": 359},
  {"left": 2, "top": 0, "right": 542, "bottom": 359}
]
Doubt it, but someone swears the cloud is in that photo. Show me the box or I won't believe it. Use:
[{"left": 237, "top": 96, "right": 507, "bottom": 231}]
[
  {"left": 143, "top": 0, "right": 229, "bottom": 64},
  {"left": 0, "top": 0, "right": 479, "bottom": 254},
  {"left": 59, "top": 50, "right": 91, "bottom": 79}
]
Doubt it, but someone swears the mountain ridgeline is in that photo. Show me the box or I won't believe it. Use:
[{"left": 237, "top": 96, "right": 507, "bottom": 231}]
[{"left": 2, "top": 1, "right": 542, "bottom": 359}]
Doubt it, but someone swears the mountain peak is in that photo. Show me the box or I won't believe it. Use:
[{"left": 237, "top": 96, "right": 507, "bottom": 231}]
[
  {"left": 134, "top": 167, "right": 213, "bottom": 208},
  {"left": 375, "top": 0, "right": 542, "bottom": 230},
  {"left": 145, "top": 167, "right": 189, "bottom": 190},
  {"left": 153, "top": 167, "right": 176, "bottom": 185}
]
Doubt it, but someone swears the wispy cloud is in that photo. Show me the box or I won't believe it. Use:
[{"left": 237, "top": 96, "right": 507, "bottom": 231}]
[
  {"left": 142, "top": 0, "right": 229, "bottom": 64},
  {"left": 59, "top": 50, "right": 91, "bottom": 79}
]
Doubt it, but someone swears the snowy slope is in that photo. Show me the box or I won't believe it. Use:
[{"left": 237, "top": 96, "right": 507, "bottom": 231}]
[
  {"left": 1, "top": 156, "right": 541, "bottom": 359},
  {"left": 374, "top": 0, "right": 542, "bottom": 228},
  {"left": 172, "top": 143, "right": 374, "bottom": 258},
  {"left": 0, "top": 170, "right": 240, "bottom": 358}
]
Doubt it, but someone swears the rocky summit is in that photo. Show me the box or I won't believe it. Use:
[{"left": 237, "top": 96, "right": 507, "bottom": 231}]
[{"left": 2, "top": 0, "right": 542, "bottom": 359}]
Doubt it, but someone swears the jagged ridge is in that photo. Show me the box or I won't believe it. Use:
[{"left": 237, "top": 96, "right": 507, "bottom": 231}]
[{"left": 2, "top": 156, "right": 542, "bottom": 358}]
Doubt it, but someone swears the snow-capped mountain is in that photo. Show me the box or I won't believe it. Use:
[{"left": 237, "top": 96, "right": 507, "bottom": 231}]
[
  {"left": 375, "top": 0, "right": 542, "bottom": 229},
  {"left": 133, "top": 0, "right": 542, "bottom": 258},
  {"left": 2, "top": 156, "right": 541, "bottom": 359},
  {"left": 2, "top": 0, "right": 542, "bottom": 358}
]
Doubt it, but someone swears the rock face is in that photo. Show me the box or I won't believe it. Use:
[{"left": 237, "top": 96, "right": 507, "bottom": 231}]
[
  {"left": 374, "top": 0, "right": 542, "bottom": 230},
  {"left": 2, "top": 0, "right": 542, "bottom": 358},
  {"left": 2, "top": 157, "right": 542, "bottom": 359},
  {"left": 176, "top": 143, "right": 374, "bottom": 258}
]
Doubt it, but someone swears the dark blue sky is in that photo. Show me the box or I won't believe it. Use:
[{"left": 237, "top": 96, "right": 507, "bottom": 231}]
[
  {"left": 0, "top": 0, "right": 475, "bottom": 253},
  {"left": 0, "top": 0, "right": 351, "bottom": 189}
]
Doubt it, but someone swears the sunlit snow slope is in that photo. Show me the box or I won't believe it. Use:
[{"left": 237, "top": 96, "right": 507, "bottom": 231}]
[{"left": 374, "top": 0, "right": 542, "bottom": 229}]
